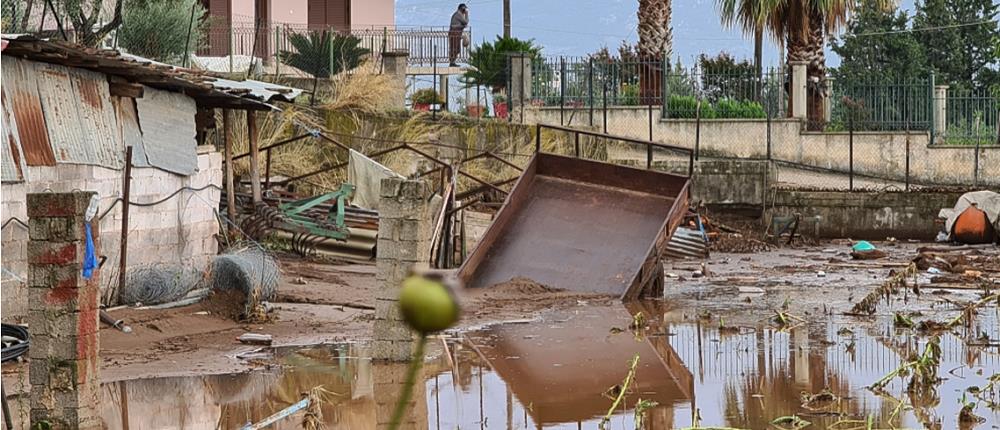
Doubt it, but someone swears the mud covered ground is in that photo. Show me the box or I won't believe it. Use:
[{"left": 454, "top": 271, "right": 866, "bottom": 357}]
[{"left": 3, "top": 241, "right": 997, "bottom": 429}]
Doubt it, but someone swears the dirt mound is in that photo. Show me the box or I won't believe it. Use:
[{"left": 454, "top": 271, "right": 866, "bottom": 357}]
[{"left": 487, "top": 277, "right": 564, "bottom": 295}]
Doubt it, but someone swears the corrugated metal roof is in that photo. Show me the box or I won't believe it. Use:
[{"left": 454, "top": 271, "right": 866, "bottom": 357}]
[
  {"left": 211, "top": 78, "right": 304, "bottom": 104},
  {"left": 134, "top": 87, "right": 198, "bottom": 175},
  {"left": 1, "top": 86, "right": 26, "bottom": 182},
  {"left": 3, "top": 35, "right": 299, "bottom": 110},
  {"left": 112, "top": 96, "right": 150, "bottom": 168},
  {"left": 36, "top": 62, "right": 122, "bottom": 168},
  {"left": 1, "top": 56, "right": 55, "bottom": 166}
]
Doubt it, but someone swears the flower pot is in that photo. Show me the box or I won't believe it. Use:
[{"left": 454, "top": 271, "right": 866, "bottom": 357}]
[
  {"left": 466, "top": 104, "right": 485, "bottom": 118},
  {"left": 413, "top": 103, "right": 431, "bottom": 112},
  {"left": 493, "top": 102, "right": 508, "bottom": 119}
]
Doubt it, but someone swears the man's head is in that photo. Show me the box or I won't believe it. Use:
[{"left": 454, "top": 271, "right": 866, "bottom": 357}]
[{"left": 458, "top": 3, "right": 468, "bottom": 12}]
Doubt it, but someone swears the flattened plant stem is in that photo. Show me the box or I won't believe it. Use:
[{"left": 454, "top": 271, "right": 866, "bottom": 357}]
[
  {"left": 388, "top": 334, "right": 428, "bottom": 430},
  {"left": 599, "top": 353, "right": 640, "bottom": 429}
]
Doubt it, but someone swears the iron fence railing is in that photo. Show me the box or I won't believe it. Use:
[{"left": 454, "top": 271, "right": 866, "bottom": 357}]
[{"left": 198, "top": 24, "right": 471, "bottom": 70}]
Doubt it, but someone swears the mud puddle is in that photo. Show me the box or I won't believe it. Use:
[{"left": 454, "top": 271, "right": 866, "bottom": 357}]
[{"left": 100, "top": 301, "right": 999, "bottom": 429}]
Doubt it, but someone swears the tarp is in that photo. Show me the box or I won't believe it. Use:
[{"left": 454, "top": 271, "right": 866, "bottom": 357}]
[
  {"left": 347, "top": 149, "right": 403, "bottom": 210},
  {"left": 942, "top": 191, "right": 1000, "bottom": 239}
]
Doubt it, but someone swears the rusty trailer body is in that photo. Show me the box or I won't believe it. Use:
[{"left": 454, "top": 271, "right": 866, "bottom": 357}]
[{"left": 458, "top": 152, "right": 690, "bottom": 300}]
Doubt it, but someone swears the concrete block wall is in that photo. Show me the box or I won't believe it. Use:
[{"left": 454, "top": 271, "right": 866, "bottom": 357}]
[
  {"left": 1, "top": 151, "right": 222, "bottom": 322},
  {"left": 372, "top": 178, "right": 436, "bottom": 361},
  {"left": 523, "top": 107, "right": 998, "bottom": 187}
]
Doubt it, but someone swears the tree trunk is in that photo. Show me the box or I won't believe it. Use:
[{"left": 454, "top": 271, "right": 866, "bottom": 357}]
[
  {"left": 805, "top": 7, "right": 826, "bottom": 131},
  {"left": 754, "top": 27, "right": 762, "bottom": 102},
  {"left": 637, "top": 0, "right": 672, "bottom": 105}
]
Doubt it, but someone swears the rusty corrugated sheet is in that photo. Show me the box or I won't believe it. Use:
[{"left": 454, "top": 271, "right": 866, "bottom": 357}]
[
  {"left": 1, "top": 56, "right": 55, "bottom": 166},
  {"left": 35, "top": 62, "right": 122, "bottom": 168},
  {"left": 2, "top": 86, "right": 26, "bottom": 182},
  {"left": 111, "top": 96, "right": 150, "bottom": 168},
  {"left": 134, "top": 86, "right": 197, "bottom": 175}
]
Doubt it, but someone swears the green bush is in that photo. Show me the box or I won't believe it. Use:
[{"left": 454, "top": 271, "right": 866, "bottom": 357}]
[
  {"left": 411, "top": 88, "right": 444, "bottom": 104},
  {"left": 715, "top": 98, "right": 766, "bottom": 119},
  {"left": 119, "top": 0, "right": 210, "bottom": 64},
  {"left": 620, "top": 83, "right": 640, "bottom": 106},
  {"left": 667, "top": 95, "right": 699, "bottom": 118}
]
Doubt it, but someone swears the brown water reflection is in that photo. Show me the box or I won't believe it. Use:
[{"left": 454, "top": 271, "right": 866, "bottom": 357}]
[{"left": 101, "top": 301, "right": 1000, "bottom": 429}]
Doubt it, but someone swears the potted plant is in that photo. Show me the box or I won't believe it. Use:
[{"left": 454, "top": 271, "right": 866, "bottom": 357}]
[
  {"left": 493, "top": 93, "right": 508, "bottom": 118},
  {"left": 411, "top": 88, "right": 444, "bottom": 112}
]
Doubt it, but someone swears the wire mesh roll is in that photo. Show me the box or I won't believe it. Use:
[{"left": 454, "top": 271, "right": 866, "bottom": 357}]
[
  {"left": 121, "top": 264, "right": 204, "bottom": 305},
  {"left": 207, "top": 246, "right": 279, "bottom": 320}
]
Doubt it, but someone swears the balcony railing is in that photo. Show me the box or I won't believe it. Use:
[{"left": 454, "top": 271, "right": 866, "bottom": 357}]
[{"left": 199, "top": 24, "right": 471, "bottom": 70}]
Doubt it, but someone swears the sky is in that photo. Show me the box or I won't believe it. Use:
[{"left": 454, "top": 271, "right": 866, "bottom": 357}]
[{"left": 396, "top": 0, "right": 919, "bottom": 68}]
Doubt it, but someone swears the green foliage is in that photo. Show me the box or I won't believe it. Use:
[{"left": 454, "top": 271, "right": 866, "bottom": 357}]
[
  {"left": 667, "top": 95, "right": 765, "bottom": 119},
  {"left": 462, "top": 36, "right": 542, "bottom": 92},
  {"left": 697, "top": 52, "right": 758, "bottom": 103},
  {"left": 914, "top": 0, "right": 1000, "bottom": 90},
  {"left": 831, "top": 2, "right": 928, "bottom": 82},
  {"left": 715, "top": 98, "right": 766, "bottom": 118},
  {"left": 620, "top": 83, "right": 640, "bottom": 106},
  {"left": 278, "top": 31, "right": 369, "bottom": 79},
  {"left": 411, "top": 88, "right": 444, "bottom": 105},
  {"left": 119, "top": 0, "right": 208, "bottom": 64}
]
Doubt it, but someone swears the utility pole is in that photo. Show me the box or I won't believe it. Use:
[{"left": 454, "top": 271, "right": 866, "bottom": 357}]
[{"left": 503, "top": 0, "right": 511, "bottom": 38}]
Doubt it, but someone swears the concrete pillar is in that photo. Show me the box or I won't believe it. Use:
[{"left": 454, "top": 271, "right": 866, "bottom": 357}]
[
  {"left": 374, "top": 363, "right": 429, "bottom": 430},
  {"left": 789, "top": 61, "right": 808, "bottom": 120},
  {"left": 508, "top": 53, "right": 533, "bottom": 112},
  {"left": 933, "top": 84, "right": 949, "bottom": 137},
  {"left": 382, "top": 51, "right": 410, "bottom": 110},
  {"left": 26, "top": 192, "right": 101, "bottom": 429},
  {"left": 372, "top": 178, "right": 435, "bottom": 361},
  {"left": 823, "top": 76, "right": 834, "bottom": 124}
]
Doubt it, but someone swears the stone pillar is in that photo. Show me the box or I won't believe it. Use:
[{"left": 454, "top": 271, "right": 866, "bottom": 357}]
[
  {"left": 26, "top": 192, "right": 101, "bottom": 430},
  {"left": 382, "top": 51, "right": 410, "bottom": 110},
  {"left": 508, "top": 53, "right": 533, "bottom": 113},
  {"left": 374, "top": 363, "right": 429, "bottom": 430},
  {"left": 789, "top": 61, "right": 808, "bottom": 120},
  {"left": 372, "top": 178, "right": 435, "bottom": 361},
  {"left": 933, "top": 84, "right": 949, "bottom": 137},
  {"left": 823, "top": 76, "right": 834, "bottom": 124}
]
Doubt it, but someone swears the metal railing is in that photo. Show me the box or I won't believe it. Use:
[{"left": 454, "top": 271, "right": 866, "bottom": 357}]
[
  {"left": 199, "top": 23, "right": 471, "bottom": 70},
  {"left": 535, "top": 123, "right": 694, "bottom": 177}
]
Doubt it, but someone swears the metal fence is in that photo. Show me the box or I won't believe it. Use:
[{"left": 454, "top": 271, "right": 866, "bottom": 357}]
[
  {"left": 199, "top": 23, "right": 471, "bottom": 73},
  {"left": 525, "top": 56, "right": 999, "bottom": 146}
]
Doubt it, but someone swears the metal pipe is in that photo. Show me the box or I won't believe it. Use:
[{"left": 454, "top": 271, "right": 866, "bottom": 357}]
[
  {"left": 575, "top": 133, "right": 580, "bottom": 158},
  {"left": 232, "top": 133, "right": 312, "bottom": 161},
  {"left": 849, "top": 117, "right": 854, "bottom": 191},
  {"left": 559, "top": 57, "right": 566, "bottom": 126}
]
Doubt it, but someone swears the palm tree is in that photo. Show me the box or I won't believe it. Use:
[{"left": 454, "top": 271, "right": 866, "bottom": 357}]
[
  {"left": 636, "top": 0, "right": 672, "bottom": 104},
  {"left": 716, "top": 0, "right": 867, "bottom": 127},
  {"left": 278, "top": 30, "right": 370, "bottom": 79}
]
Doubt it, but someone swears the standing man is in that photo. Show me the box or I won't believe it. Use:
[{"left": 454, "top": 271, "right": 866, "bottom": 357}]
[{"left": 449, "top": 3, "right": 469, "bottom": 67}]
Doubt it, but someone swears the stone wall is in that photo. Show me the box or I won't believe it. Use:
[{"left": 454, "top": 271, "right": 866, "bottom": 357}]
[
  {"left": 1, "top": 150, "right": 222, "bottom": 322},
  {"left": 765, "top": 189, "right": 964, "bottom": 240},
  {"left": 523, "top": 107, "right": 998, "bottom": 187}
]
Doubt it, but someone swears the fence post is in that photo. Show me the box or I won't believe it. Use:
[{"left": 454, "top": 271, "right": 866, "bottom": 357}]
[
  {"left": 849, "top": 117, "right": 854, "bottom": 191},
  {"left": 648, "top": 103, "right": 653, "bottom": 142},
  {"left": 928, "top": 70, "right": 935, "bottom": 143},
  {"left": 694, "top": 99, "right": 701, "bottom": 161},
  {"left": 574, "top": 133, "right": 580, "bottom": 157},
  {"left": 661, "top": 52, "right": 668, "bottom": 119},
  {"left": 933, "top": 84, "right": 949, "bottom": 140},
  {"left": 274, "top": 27, "right": 281, "bottom": 78},
  {"left": 603, "top": 75, "right": 608, "bottom": 134},
  {"left": 535, "top": 123, "right": 541, "bottom": 153},
  {"left": 766, "top": 104, "right": 772, "bottom": 160},
  {"left": 228, "top": 22, "right": 235, "bottom": 74},
  {"left": 974, "top": 140, "right": 980, "bottom": 188},
  {"left": 432, "top": 45, "right": 438, "bottom": 120},
  {"left": 588, "top": 58, "right": 595, "bottom": 126},
  {"left": 905, "top": 133, "right": 911, "bottom": 191},
  {"left": 559, "top": 57, "right": 566, "bottom": 126}
]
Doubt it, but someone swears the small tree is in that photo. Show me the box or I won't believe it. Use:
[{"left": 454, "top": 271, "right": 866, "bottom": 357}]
[
  {"left": 59, "top": 0, "right": 125, "bottom": 47},
  {"left": 278, "top": 30, "right": 369, "bottom": 78},
  {"left": 118, "top": 0, "right": 209, "bottom": 64},
  {"left": 462, "top": 36, "right": 541, "bottom": 94}
]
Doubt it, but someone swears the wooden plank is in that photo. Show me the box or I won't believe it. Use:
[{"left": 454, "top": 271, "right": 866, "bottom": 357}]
[
  {"left": 223, "top": 110, "right": 237, "bottom": 232},
  {"left": 247, "top": 110, "right": 262, "bottom": 203}
]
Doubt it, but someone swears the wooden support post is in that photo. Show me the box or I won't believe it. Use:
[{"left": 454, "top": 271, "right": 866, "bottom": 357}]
[
  {"left": 247, "top": 110, "right": 262, "bottom": 204},
  {"left": 118, "top": 146, "right": 133, "bottom": 303},
  {"left": 223, "top": 110, "right": 237, "bottom": 230}
]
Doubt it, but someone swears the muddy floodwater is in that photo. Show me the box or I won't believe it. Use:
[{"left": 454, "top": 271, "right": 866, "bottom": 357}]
[{"left": 100, "top": 301, "right": 999, "bottom": 429}]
